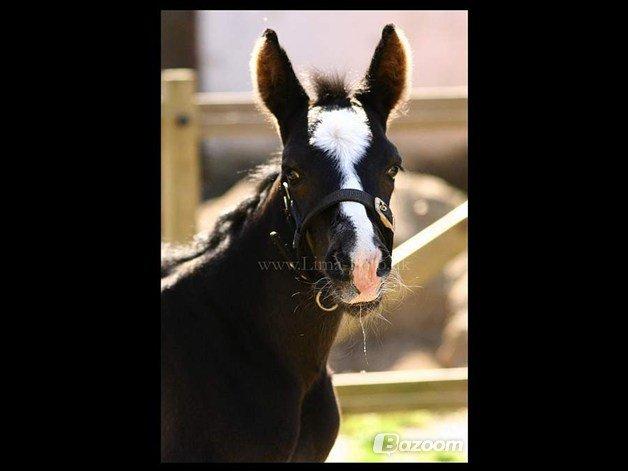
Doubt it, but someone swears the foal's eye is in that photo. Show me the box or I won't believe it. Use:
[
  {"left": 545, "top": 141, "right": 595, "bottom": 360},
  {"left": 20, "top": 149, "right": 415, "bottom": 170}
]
[
  {"left": 387, "top": 165, "right": 401, "bottom": 179},
  {"left": 286, "top": 169, "right": 301, "bottom": 184}
]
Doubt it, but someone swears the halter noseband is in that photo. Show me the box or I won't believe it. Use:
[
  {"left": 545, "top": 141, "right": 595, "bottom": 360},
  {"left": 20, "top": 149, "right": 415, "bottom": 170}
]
[{"left": 269, "top": 180, "right": 395, "bottom": 309}]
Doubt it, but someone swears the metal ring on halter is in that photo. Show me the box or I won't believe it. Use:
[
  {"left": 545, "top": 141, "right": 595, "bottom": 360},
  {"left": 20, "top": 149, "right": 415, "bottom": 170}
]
[{"left": 316, "top": 291, "right": 338, "bottom": 312}]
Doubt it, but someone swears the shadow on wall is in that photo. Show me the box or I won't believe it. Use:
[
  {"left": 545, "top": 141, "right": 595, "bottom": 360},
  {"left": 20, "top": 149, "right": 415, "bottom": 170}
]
[{"left": 161, "top": 10, "right": 196, "bottom": 70}]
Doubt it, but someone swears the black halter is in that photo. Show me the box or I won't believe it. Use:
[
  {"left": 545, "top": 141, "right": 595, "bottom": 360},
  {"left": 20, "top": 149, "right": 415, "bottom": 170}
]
[{"left": 270, "top": 180, "right": 395, "bottom": 283}]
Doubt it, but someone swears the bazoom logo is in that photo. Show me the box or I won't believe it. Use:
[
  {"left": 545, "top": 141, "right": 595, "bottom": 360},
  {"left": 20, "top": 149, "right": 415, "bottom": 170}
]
[{"left": 373, "top": 433, "right": 464, "bottom": 454}]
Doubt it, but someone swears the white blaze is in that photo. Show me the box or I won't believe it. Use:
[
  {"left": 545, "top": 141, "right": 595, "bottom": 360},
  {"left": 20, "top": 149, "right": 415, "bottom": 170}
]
[{"left": 308, "top": 106, "right": 379, "bottom": 262}]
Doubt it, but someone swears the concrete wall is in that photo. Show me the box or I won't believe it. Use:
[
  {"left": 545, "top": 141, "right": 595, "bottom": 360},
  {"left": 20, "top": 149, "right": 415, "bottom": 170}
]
[{"left": 196, "top": 10, "right": 467, "bottom": 92}]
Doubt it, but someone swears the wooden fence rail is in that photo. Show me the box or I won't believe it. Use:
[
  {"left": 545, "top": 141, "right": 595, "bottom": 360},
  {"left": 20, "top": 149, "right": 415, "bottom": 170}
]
[
  {"left": 195, "top": 86, "right": 468, "bottom": 140},
  {"left": 392, "top": 201, "right": 468, "bottom": 287},
  {"left": 333, "top": 367, "right": 468, "bottom": 414}
]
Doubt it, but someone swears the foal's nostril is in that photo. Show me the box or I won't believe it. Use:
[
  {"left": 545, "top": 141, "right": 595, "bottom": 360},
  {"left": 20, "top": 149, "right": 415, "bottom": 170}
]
[
  {"left": 376, "top": 245, "right": 392, "bottom": 278},
  {"left": 376, "top": 261, "right": 391, "bottom": 278}
]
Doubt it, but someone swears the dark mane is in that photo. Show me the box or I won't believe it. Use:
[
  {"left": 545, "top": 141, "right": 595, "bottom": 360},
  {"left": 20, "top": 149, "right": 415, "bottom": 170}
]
[
  {"left": 307, "top": 70, "right": 354, "bottom": 108},
  {"left": 161, "top": 160, "right": 280, "bottom": 277}
]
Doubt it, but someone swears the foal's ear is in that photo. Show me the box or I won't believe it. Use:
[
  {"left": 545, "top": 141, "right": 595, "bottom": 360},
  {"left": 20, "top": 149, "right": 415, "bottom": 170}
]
[
  {"left": 355, "top": 24, "right": 412, "bottom": 127},
  {"left": 250, "top": 29, "right": 309, "bottom": 135}
]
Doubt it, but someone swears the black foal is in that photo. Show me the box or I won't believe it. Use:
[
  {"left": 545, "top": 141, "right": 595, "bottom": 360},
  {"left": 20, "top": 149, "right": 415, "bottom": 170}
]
[{"left": 161, "top": 24, "right": 412, "bottom": 462}]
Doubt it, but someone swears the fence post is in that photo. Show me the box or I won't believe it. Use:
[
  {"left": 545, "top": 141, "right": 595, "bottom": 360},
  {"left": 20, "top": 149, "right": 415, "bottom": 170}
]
[{"left": 161, "top": 68, "right": 200, "bottom": 243}]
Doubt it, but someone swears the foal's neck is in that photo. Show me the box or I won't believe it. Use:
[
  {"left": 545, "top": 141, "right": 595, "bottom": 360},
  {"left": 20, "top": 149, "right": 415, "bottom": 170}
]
[{"left": 214, "top": 177, "right": 343, "bottom": 388}]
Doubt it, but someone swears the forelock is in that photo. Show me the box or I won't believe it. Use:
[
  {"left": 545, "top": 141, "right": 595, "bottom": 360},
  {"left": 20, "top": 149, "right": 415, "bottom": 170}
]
[{"left": 307, "top": 71, "right": 354, "bottom": 107}]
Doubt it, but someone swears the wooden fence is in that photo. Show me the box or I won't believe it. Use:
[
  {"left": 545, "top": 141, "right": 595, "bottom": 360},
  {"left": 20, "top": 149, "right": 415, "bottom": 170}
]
[
  {"left": 161, "top": 68, "right": 468, "bottom": 413},
  {"left": 333, "top": 367, "right": 467, "bottom": 414}
]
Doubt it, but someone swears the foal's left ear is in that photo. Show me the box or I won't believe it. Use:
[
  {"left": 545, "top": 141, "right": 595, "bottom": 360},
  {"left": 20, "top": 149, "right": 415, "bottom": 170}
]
[
  {"left": 355, "top": 24, "right": 412, "bottom": 128},
  {"left": 250, "top": 29, "right": 309, "bottom": 138}
]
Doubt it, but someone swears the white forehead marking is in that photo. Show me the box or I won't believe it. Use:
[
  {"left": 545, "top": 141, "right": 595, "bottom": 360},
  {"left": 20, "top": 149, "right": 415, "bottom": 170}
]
[
  {"left": 308, "top": 107, "right": 371, "bottom": 165},
  {"left": 308, "top": 106, "right": 380, "bottom": 262}
]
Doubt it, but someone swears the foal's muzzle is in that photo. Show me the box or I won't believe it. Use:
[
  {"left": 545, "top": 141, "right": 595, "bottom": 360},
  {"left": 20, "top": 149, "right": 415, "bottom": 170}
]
[
  {"left": 325, "top": 235, "right": 391, "bottom": 305},
  {"left": 270, "top": 181, "right": 395, "bottom": 311}
]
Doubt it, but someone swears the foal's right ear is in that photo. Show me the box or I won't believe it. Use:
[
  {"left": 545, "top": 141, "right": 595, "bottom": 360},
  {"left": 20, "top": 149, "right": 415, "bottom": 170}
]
[{"left": 250, "top": 29, "right": 309, "bottom": 134}]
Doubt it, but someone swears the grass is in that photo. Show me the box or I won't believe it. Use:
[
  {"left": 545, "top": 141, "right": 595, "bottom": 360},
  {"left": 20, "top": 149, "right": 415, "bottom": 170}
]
[{"left": 327, "top": 408, "right": 468, "bottom": 463}]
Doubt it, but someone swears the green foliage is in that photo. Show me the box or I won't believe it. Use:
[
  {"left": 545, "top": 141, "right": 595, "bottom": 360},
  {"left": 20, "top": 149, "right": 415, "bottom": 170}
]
[{"left": 329, "top": 409, "right": 467, "bottom": 463}]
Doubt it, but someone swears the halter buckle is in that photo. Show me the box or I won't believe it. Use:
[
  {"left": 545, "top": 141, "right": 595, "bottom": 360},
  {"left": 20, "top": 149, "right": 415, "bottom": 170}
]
[
  {"left": 282, "top": 181, "right": 291, "bottom": 199},
  {"left": 374, "top": 197, "right": 395, "bottom": 231}
]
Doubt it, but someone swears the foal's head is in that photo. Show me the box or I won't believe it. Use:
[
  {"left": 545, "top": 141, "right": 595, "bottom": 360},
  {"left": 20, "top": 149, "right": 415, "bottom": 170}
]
[{"left": 251, "top": 24, "right": 412, "bottom": 313}]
